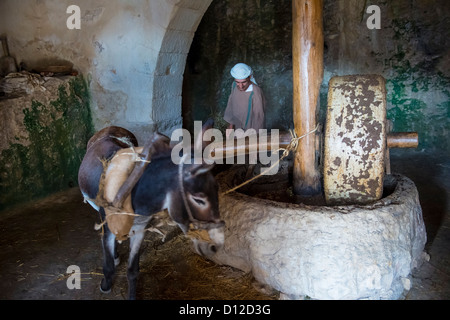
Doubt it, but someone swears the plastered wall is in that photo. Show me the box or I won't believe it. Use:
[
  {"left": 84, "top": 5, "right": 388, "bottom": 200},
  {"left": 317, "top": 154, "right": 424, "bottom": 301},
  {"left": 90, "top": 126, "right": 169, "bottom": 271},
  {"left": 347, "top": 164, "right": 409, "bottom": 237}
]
[{"left": 0, "top": 0, "right": 212, "bottom": 141}]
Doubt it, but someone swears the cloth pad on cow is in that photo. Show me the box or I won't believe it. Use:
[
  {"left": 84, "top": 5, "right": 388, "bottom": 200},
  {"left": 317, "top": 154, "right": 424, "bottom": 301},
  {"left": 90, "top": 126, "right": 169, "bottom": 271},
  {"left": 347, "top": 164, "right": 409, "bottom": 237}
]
[{"left": 96, "top": 147, "right": 144, "bottom": 241}]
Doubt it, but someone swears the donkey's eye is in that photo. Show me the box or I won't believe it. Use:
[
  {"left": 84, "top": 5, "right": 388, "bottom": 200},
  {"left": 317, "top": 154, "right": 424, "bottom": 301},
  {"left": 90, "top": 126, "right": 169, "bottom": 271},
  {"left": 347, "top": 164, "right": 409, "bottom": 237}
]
[
  {"left": 193, "top": 197, "right": 206, "bottom": 206},
  {"left": 188, "top": 193, "right": 208, "bottom": 208}
]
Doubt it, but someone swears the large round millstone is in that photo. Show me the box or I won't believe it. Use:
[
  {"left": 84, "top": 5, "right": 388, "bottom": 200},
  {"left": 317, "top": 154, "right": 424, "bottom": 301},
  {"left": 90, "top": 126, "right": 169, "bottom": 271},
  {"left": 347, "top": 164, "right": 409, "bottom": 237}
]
[
  {"left": 205, "top": 165, "right": 427, "bottom": 300},
  {"left": 324, "top": 74, "right": 387, "bottom": 205}
]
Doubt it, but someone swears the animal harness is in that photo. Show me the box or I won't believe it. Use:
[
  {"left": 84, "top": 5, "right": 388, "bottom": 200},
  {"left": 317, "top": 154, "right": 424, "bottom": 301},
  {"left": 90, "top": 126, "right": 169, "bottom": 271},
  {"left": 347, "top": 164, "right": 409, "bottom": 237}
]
[{"left": 96, "top": 147, "right": 145, "bottom": 241}]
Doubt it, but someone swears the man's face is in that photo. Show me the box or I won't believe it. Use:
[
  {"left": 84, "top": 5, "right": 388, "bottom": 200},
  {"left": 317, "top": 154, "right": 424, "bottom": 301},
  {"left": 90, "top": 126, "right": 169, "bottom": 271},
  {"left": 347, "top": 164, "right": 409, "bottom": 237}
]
[{"left": 235, "top": 77, "right": 251, "bottom": 91}]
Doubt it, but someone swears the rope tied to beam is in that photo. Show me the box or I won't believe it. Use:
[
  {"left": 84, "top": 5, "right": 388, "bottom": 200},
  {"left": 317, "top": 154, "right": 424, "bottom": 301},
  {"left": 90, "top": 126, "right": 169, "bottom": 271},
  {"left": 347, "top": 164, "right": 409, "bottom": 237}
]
[{"left": 222, "top": 124, "right": 320, "bottom": 195}]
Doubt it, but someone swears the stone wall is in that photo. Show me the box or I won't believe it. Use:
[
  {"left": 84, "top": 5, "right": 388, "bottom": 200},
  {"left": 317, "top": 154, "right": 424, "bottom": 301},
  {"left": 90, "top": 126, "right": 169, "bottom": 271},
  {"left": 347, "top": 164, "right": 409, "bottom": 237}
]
[
  {"left": 183, "top": 0, "right": 293, "bottom": 133},
  {"left": 0, "top": 74, "right": 92, "bottom": 210},
  {"left": 184, "top": 0, "right": 450, "bottom": 154}
]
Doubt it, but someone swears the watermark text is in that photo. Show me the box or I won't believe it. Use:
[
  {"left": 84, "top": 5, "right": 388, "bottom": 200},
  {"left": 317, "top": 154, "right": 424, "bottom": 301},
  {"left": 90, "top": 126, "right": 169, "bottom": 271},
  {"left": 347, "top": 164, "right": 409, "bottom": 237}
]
[
  {"left": 171, "top": 121, "right": 280, "bottom": 175},
  {"left": 66, "top": 265, "right": 81, "bottom": 289}
]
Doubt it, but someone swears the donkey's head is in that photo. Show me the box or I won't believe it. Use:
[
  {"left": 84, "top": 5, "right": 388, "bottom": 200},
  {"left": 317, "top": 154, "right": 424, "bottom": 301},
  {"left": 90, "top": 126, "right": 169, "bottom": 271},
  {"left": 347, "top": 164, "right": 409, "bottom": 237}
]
[
  {"left": 164, "top": 152, "right": 225, "bottom": 257},
  {"left": 167, "top": 119, "right": 225, "bottom": 256}
]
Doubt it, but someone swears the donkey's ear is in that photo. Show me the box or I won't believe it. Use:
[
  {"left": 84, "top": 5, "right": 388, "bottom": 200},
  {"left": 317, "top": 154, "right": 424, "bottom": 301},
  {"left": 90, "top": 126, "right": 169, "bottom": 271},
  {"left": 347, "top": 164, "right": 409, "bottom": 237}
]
[
  {"left": 188, "top": 163, "right": 215, "bottom": 177},
  {"left": 150, "top": 132, "right": 171, "bottom": 154}
]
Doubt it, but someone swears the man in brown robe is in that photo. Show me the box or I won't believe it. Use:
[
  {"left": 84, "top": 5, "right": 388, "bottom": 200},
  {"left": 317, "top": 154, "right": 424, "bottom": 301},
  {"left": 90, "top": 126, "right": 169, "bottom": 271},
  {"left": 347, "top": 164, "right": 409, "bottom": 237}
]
[
  {"left": 224, "top": 63, "right": 265, "bottom": 138},
  {"left": 224, "top": 63, "right": 266, "bottom": 177}
]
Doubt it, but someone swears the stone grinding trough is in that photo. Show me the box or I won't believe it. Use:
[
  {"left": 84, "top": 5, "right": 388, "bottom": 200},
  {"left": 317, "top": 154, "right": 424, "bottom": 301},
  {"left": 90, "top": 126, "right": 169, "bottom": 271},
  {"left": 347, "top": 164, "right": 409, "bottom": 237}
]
[{"left": 201, "top": 0, "right": 427, "bottom": 300}]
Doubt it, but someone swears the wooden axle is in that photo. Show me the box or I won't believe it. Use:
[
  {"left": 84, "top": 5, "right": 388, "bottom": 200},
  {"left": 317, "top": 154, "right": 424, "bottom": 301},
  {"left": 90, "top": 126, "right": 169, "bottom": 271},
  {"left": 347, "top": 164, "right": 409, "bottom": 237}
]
[{"left": 386, "top": 132, "right": 419, "bottom": 148}]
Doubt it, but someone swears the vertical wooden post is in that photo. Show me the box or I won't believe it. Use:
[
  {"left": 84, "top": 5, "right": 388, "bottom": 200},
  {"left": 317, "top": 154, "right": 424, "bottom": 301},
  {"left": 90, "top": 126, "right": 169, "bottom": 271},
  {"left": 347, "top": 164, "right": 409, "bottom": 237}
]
[{"left": 292, "top": 0, "right": 323, "bottom": 195}]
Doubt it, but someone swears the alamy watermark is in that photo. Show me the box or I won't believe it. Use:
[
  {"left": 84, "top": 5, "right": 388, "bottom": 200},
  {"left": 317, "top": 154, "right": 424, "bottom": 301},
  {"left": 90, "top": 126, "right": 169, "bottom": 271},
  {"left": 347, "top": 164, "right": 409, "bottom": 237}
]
[
  {"left": 66, "top": 4, "right": 382, "bottom": 30},
  {"left": 366, "top": 5, "right": 381, "bottom": 30},
  {"left": 171, "top": 121, "right": 280, "bottom": 175},
  {"left": 66, "top": 265, "right": 81, "bottom": 290},
  {"left": 66, "top": 5, "right": 81, "bottom": 30}
]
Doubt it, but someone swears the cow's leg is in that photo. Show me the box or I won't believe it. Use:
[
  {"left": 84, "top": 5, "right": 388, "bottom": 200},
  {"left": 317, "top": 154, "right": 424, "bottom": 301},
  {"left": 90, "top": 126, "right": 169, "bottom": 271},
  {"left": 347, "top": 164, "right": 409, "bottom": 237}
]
[
  {"left": 127, "top": 215, "right": 151, "bottom": 300},
  {"left": 100, "top": 224, "right": 116, "bottom": 294}
]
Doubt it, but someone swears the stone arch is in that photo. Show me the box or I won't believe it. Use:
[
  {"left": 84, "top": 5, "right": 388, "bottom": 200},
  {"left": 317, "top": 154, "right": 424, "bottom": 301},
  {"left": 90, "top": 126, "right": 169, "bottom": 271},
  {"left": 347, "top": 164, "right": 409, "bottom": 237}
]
[{"left": 151, "top": 0, "right": 213, "bottom": 136}]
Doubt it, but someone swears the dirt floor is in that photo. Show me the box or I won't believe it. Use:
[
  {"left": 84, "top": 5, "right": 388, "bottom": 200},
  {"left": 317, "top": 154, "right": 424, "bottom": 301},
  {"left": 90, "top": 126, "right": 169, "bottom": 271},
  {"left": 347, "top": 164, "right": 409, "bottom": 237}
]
[
  {"left": 0, "top": 187, "right": 276, "bottom": 300},
  {"left": 0, "top": 151, "right": 449, "bottom": 300}
]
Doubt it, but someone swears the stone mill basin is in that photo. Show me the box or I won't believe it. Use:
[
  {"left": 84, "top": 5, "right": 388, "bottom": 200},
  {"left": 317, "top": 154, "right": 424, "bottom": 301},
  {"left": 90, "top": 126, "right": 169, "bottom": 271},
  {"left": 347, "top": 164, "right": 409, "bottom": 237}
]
[{"left": 201, "top": 159, "right": 427, "bottom": 300}]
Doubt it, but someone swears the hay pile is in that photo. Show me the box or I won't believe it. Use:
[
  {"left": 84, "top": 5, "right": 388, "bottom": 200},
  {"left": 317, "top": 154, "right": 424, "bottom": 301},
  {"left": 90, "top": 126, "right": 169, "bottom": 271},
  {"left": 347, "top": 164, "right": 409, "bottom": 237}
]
[{"left": 136, "top": 232, "right": 279, "bottom": 300}]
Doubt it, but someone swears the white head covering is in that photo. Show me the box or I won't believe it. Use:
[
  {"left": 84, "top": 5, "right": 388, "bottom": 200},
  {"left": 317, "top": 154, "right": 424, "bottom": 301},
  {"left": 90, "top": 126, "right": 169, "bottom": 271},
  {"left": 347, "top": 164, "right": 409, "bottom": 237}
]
[{"left": 230, "top": 63, "right": 257, "bottom": 84}]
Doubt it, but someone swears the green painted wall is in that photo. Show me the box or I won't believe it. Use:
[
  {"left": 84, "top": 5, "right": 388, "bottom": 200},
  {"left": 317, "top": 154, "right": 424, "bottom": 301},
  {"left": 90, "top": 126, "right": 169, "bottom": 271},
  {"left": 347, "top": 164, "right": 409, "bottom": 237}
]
[
  {"left": 0, "top": 76, "right": 93, "bottom": 210},
  {"left": 384, "top": 18, "right": 450, "bottom": 152}
]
